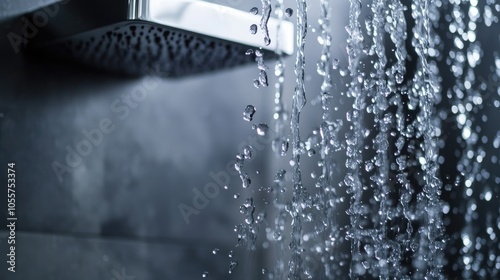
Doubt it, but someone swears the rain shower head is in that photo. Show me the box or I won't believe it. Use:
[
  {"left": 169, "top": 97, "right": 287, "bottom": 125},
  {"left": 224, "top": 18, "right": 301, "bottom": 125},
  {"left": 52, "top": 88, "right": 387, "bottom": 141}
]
[{"left": 25, "top": 0, "right": 294, "bottom": 77}]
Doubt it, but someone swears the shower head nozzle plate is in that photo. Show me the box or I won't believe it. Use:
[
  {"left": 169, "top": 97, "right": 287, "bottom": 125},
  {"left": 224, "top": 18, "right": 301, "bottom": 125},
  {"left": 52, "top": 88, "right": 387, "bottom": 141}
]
[{"left": 26, "top": 0, "right": 294, "bottom": 77}]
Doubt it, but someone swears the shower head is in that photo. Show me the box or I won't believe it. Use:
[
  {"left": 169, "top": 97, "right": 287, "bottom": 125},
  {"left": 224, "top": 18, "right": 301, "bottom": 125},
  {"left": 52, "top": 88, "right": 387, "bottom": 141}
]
[{"left": 25, "top": 0, "right": 294, "bottom": 77}]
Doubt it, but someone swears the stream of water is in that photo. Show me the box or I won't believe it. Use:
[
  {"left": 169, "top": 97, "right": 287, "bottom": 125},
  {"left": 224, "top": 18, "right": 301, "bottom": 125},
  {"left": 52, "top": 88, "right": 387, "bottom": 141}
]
[{"left": 219, "top": 0, "right": 500, "bottom": 279}]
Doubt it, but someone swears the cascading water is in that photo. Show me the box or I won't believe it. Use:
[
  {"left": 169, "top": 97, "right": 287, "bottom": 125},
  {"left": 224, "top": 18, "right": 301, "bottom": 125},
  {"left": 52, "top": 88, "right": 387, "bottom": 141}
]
[{"left": 207, "top": 0, "right": 500, "bottom": 279}]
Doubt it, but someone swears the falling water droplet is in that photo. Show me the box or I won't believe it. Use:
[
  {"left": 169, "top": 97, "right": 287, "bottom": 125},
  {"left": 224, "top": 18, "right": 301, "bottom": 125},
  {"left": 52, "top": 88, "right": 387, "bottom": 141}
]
[
  {"left": 241, "top": 198, "right": 255, "bottom": 224},
  {"left": 307, "top": 149, "right": 316, "bottom": 157},
  {"left": 395, "top": 72, "right": 404, "bottom": 84},
  {"left": 250, "top": 24, "right": 258, "bottom": 35},
  {"left": 253, "top": 79, "right": 260, "bottom": 88},
  {"left": 256, "top": 124, "right": 269, "bottom": 136},
  {"left": 202, "top": 271, "right": 209, "bottom": 278},
  {"left": 285, "top": 8, "right": 293, "bottom": 18},
  {"left": 264, "top": 37, "right": 271, "bottom": 46},
  {"left": 250, "top": 7, "right": 259, "bottom": 15},
  {"left": 245, "top": 49, "right": 253, "bottom": 56},
  {"left": 259, "top": 70, "right": 269, "bottom": 87},
  {"left": 365, "top": 162, "right": 374, "bottom": 172},
  {"left": 273, "top": 231, "right": 282, "bottom": 240},
  {"left": 273, "top": 169, "right": 286, "bottom": 183},
  {"left": 243, "top": 105, "right": 256, "bottom": 122},
  {"left": 317, "top": 62, "right": 326, "bottom": 76},
  {"left": 240, "top": 173, "right": 251, "bottom": 188},
  {"left": 229, "top": 260, "right": 238, "bottom": 274},
  {"left": 281, "top": 140, "right": 289, "bottom": 156},
  {"left": 212, "top": 248, "right": 219, "bottom": 255},
  {"left": 243, "top": 145, "right": 253, "bottom": 159},
  {"left": 332, "top": 58, "right": 339, "bottom": 69}
]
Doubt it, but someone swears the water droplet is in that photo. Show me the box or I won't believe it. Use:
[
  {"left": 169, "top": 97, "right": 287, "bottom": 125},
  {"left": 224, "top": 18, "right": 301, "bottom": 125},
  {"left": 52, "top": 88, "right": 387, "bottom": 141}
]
[
  {"left": 396, "top": 72, "right": 404, "bottom": 84},
  {"left": 202, "top": 271, "right": 209, "bottom": 278},
  {"left": 240, "top": 198, "right": 255, "bottom": 224},
  {"left": 249, "top": 7, "right": 258, "bottom": 15},
  {"left": 285, "top": 8, "right": 293, "bottom": 18},
  {"left": 365, "top": 162, "right": 374, "bottom": 172},
  {"left": 245, "top": 49, "right": 253, "bottom": 56},
  {"left": 281, "top": 140, "right": 289, "bottom": 156},
  {"left": 273, "top": 231, "right": 282, "bottom": 240},
  {"left": 243, "top": 105, "right": 256, "bottom": 122},
  {"left": 256, "top": 124, "right": 269, "bottom": 136},
  {"left": 228, "top": 250, "right": 234, "bottom": 258},
  {"left": 250, "top": 24, "right": 258, "bottom": 35},
  {"left": 243, "top": 145, "right": 253, "bottom": 159},
  {"left": 229, "top": 260, "right": 238, "bottom": 274},
  {"left": 233, "top": 193, "right": 240, "bottom": 199},
  {"left": 273, "top": 169, "right": 286, "bottom": 183},
  {"left": 212, "top": 248, "right": 219, "bottom": 255},
  {"left": 240, "top": 173, "right": 251, "bottom": 188},
  {"left": 259, "top": 70, "right": 269, "bottom": 87},
  {"left": 253, "top": 79, "right": 260, "bottom": 88},
  {"left": 317, "top": 62, "right": 326, "bottom": 76},
  {"left": 332, "top": 58, "right": 339, "bottom": 69},
  {"left": 462, "top": 126, "right": 472, "bottom": 140},
  {"left": 410, "top": 242, "right": 418, "bottom": 252},
  {"left": 264, "top": 37, "right": 271, "bottom": 46}
]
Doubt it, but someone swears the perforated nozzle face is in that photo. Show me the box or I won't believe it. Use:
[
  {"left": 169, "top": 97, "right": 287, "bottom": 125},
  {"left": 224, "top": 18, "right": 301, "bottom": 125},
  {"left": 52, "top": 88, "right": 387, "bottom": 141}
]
[
  {"left": 31, "top": 22, "right": 267, "bottom": 77},
  {"left": 24, "top": 0, "right": 294, "bottom": 77}
]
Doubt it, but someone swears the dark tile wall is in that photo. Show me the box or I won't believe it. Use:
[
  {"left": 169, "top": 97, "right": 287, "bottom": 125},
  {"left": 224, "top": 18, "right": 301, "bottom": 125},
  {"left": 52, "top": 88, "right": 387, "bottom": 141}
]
[{"left": 0, "top": 4, "right": 275, "bottom": 278}]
